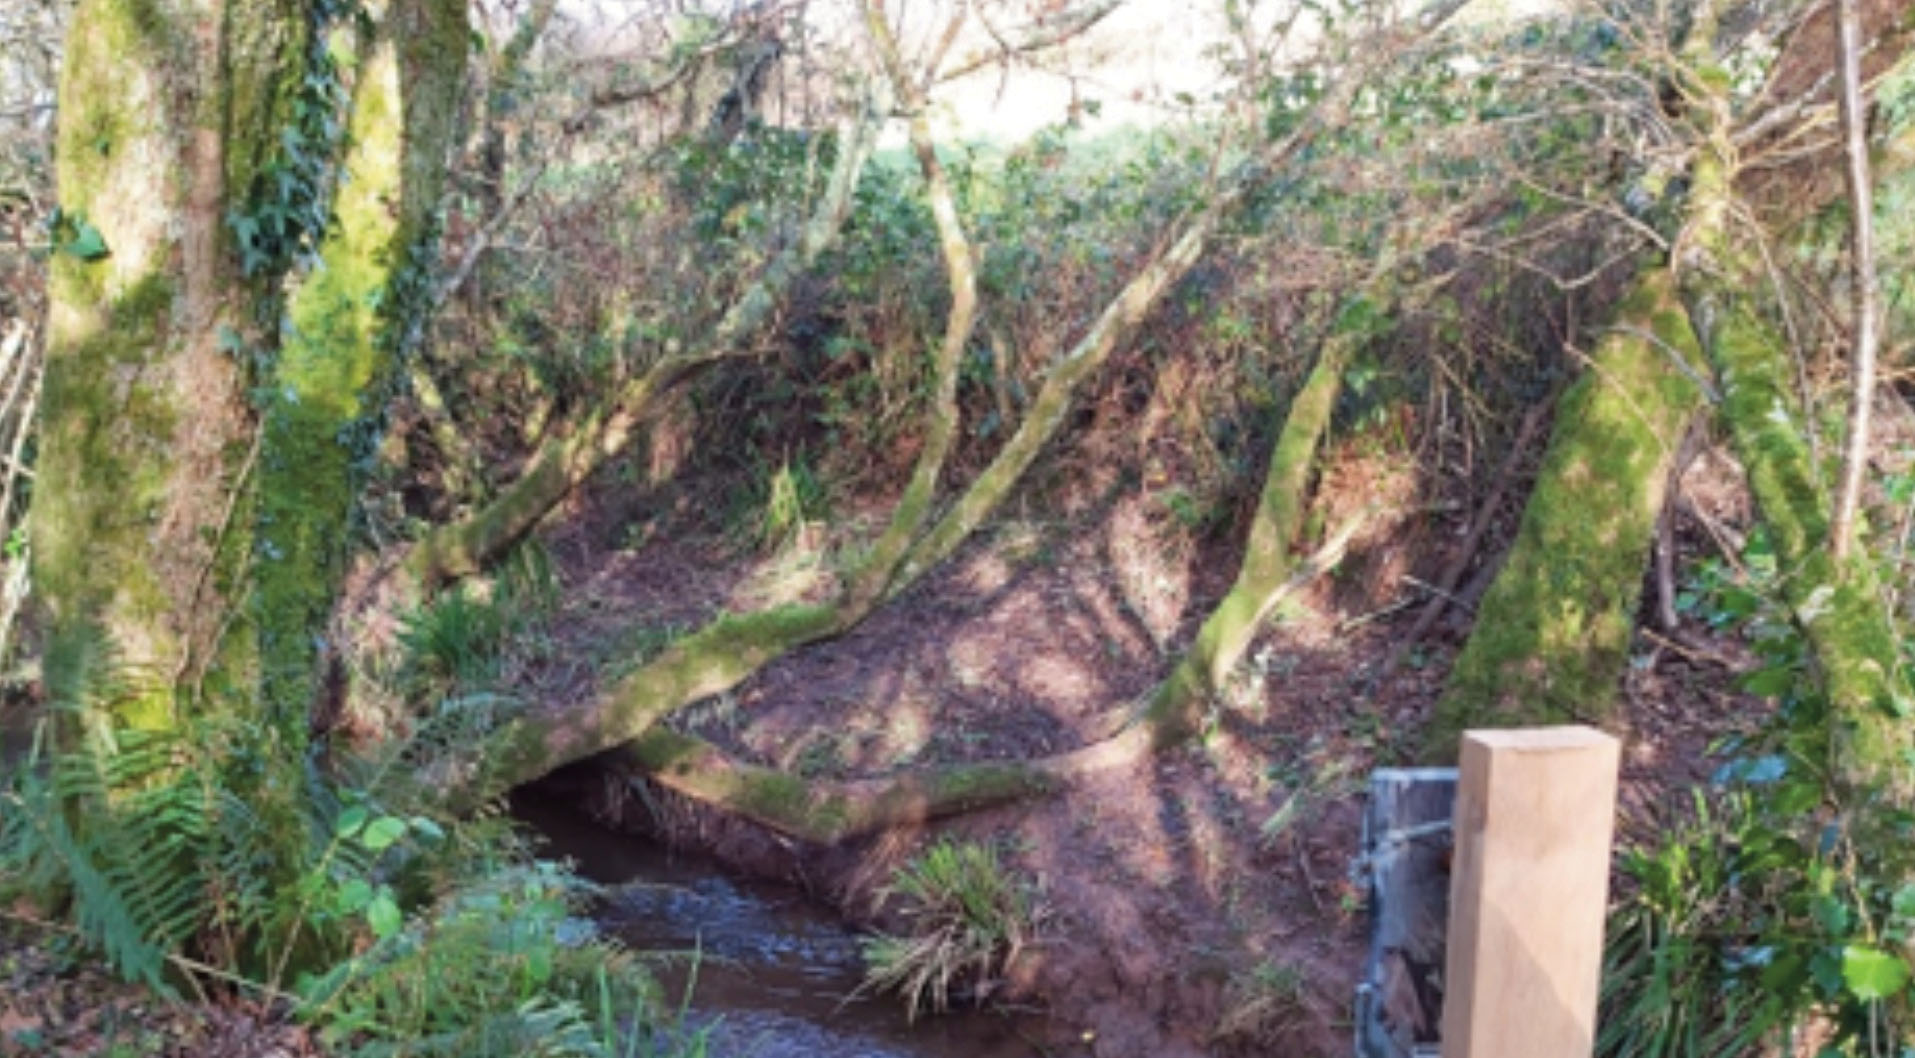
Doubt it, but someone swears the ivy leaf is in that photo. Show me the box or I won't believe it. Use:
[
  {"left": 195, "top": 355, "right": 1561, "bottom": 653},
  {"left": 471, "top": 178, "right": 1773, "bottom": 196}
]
[
  {"left": 65, "top": 220, "right": 110, "bottom": 261},
  {"left": 365, "top": 889, "right": 402, "bottom": 939},
  {"left": 1841, "top": 945, "right": 1910, "bottom": 1000},
  {"left": 359, "top": 816, "right": 407, "bottom": 852},
  {"left": 1811, "top": 947, "right": 1846, "bottom": 998},
  {"left": 334, "top": 804, "right": 368, "bottom": 839},
  {"left": 1894, "top": 884, "right": 1915, "bottom": 923},
  {"left": 1812, "top": 894, "right": 1851, "bottom": 936},
  {"left": 407, "top": 816, "right": 446, "bottom": 845}
]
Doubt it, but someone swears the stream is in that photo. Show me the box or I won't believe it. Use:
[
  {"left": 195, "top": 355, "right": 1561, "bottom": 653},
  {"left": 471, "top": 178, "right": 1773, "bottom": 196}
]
[{"left": 512, "top": 794, "right": 1055, "bottom": 1058}]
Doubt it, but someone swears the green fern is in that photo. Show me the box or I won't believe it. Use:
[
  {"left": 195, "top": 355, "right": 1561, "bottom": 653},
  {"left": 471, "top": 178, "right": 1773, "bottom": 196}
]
[
  {"left": 0, "top": 629, "right": 687, "bottom": 1058},
  {"left": 2, "top": 719, "right": 211, "bottom": 994}
]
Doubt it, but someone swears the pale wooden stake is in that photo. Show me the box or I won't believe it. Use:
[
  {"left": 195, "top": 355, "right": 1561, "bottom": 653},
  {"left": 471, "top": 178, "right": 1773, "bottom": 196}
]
[{"left": 1440, "top": 726, "right": 1620, "bottom": 1058}]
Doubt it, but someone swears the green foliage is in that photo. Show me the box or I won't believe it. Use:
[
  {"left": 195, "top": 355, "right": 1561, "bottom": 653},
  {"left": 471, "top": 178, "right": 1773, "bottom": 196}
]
[
  {"left": 400, "top": 587, "right": 512, "bottom": 690},
  {"left": 46, "top": 206, "right": 109, "bottom": 261},
  {"left": 300, "top": 863, "right": 673, "bottom": 1057},
  {"left": 1603, "top": 534, "right": 1915, "bottom": 1057},
  {"left": 1598, "top": 792, "right": 1789, "bottom": 1058},
  {"left": 0, "top": 635, "right": 686, "bottom": 1058},
  {"left": 859, "top": 840, "right": 1041, "bottom": 1022},
  {"left": 672, "top": 125, "right": 825, "bottom": 251},
  {"left": 227, "top": 0, "right": 360, "bottom": 280},
  {"left": 725, "top": 454, "right": 829, "bottom": 553},
  {"left": 0, "top": 723, "right": 205, "bottom": 993},
  {"left": 397, "top": 541, "right": 559, "bottom": 694}
]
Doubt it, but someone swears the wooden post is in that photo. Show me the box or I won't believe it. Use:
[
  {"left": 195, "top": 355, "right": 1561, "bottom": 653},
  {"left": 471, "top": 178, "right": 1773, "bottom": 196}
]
[{"left": 1440, "top": 726, "right": 1620, "bottom": 1058}]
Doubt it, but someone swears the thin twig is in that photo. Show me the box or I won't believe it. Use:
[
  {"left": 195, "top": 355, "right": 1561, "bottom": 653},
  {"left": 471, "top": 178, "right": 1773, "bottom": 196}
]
[{"left": 0, "top": 908, "right": 304, "bottom": 1008}]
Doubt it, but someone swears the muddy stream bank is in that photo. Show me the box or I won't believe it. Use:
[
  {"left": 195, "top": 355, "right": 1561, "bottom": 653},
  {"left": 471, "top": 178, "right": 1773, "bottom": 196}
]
[{"left": 511, "top": 793, "right": 1056, "bottom": 1058}]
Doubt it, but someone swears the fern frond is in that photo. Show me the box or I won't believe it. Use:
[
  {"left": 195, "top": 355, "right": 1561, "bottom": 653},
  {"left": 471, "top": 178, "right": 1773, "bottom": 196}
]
[{"left": 5, "top": 771, "right": 177, "bottom": 992}]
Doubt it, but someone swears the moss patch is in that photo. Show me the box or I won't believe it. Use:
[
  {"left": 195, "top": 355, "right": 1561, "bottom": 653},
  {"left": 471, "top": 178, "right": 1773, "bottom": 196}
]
[{"left": 1428, "top": 267, "right": 1704, "bottom": 757}]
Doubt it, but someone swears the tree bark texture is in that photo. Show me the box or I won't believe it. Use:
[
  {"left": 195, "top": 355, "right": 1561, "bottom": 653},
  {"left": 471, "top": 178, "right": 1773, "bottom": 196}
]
[
  {"left": 36, "top": 0, "right": 304, "bottom": 724},
  {"left": 36, "top": 0, "right": 467, "bottom": 735},
  {"left": 1428, "top": 267, "right": 1706, "bottom": 756},
  {"left": 257, "top": 0, "right": 468, "bottom": 727}
]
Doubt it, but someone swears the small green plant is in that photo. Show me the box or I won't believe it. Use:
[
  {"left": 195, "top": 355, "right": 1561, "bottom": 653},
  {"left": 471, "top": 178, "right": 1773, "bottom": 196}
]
[
  {"left": 1601, "top": 528, "right": 1915, "bottom": 1058},
  {"left": 399, "top": 587, "right": 511, "bottom": 691},
  {"left": 299, "top": 862, "right": 659, "bottom": 1056},
  {"left": 1211, "top": 960, "right": 1310, "bottom": 1049},
  {"left": 0, "top": 636, "right": 691, "bottom": 1058},
  {"left": 1598, "top": 792, "right": 1788, "bottom": 1058},
  {"left": 859, "top": 840, "right": 1041, "bottom": 1022},
  {"left": 756, "top": 456, "right": 828, "bottom": 552}
]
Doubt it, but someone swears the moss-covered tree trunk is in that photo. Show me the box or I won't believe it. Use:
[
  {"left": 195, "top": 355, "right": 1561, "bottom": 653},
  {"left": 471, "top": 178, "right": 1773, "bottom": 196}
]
[
  {"left": 36, "top": 0, "right": 467, "bottom": 736},
  {"left": 257, "top": 0, "right": 467, "bottom": 726},
  {"left": 36, "top": 0, "right": 305, "bottom": 725},
  {"left": 1680, "top": 139, "right": 1915, "bottom": 804},
  {"left": 1427, "top": 267, "right": 1706, "bottom": 753}
]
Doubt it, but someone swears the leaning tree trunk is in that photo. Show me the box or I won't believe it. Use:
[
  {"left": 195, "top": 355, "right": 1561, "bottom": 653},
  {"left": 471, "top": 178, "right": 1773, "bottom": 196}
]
[
  {"left": 1427, "top": 266, "right": 1707, "bottom": 755},
  {"left": 34, "top": 0, "right": 467, "bottom": 736},
  {"left": 1680, "top": 137, "right": 1914, "bottom": 805},
  {"left": 607, "top": 297, "right": 1379, "bottom": 843}
]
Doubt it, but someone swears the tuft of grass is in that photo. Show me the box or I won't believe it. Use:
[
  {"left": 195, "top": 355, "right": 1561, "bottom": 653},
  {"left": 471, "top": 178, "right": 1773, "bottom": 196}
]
[
  {"left": 399, "top": 587, "right": 511, "bottom": 691},
  {"left": 725, "top": 456, "right": 830, "bottom": 554},
  {"left": 396, "top": 541, "right": 562, "bottom": 697},
  {"left": 1211, "top": 960, "right": 1309, "bottom": 1048},
  {"left": 859, "top": 840, "right": 1041, "bottom": 1022}
]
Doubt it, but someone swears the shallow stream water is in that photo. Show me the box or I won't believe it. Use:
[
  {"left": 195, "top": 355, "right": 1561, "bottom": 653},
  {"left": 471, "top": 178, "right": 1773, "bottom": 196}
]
[{"left": 512, "top": 794, "right": 1053, "bottom": 1058}]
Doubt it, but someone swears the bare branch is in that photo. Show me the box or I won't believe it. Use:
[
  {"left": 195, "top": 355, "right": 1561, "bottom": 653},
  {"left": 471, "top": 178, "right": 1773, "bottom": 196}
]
[
  {"left": 933, "top": 0, "right": 1125, "bottom": 85},
  {"left": 1831, "top": 0, "right": 1879, "bottom": 558}
]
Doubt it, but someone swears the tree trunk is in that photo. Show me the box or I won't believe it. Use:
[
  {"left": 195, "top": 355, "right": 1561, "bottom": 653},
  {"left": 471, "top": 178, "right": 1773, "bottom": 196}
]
[
  {"left": 1681, "top": 140, "right": 1914, "bottom": 805},
  {"left": 1829, "top": 0, "right": 1879, "bottom": 560},
  {"left": 35, "top": 0, "right": 305, "bottom": 726},
  {"left": 1428, "top": 267, "right": 1706, "bottom": 755},
  {"left": 257, "top": 0, "right": 467, "bottom": 728},
  {"left": 35, "top": 0, "right": 467, "bottom": 734}
]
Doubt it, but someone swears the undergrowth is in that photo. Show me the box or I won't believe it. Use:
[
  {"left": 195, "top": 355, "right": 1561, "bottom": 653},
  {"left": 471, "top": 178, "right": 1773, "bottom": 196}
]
[
  {"left": 859, "top": 839, "right": 1041, "bottom": 1022},
  {"left": 0, "top": 628, "right": 698, "bottom": 1058},
  {"left": 1600, "top": 532, "right": 1915, "bottom": 1058},
  {"left": 397, "top": 541, "right": 560, "bottom": 698}
]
